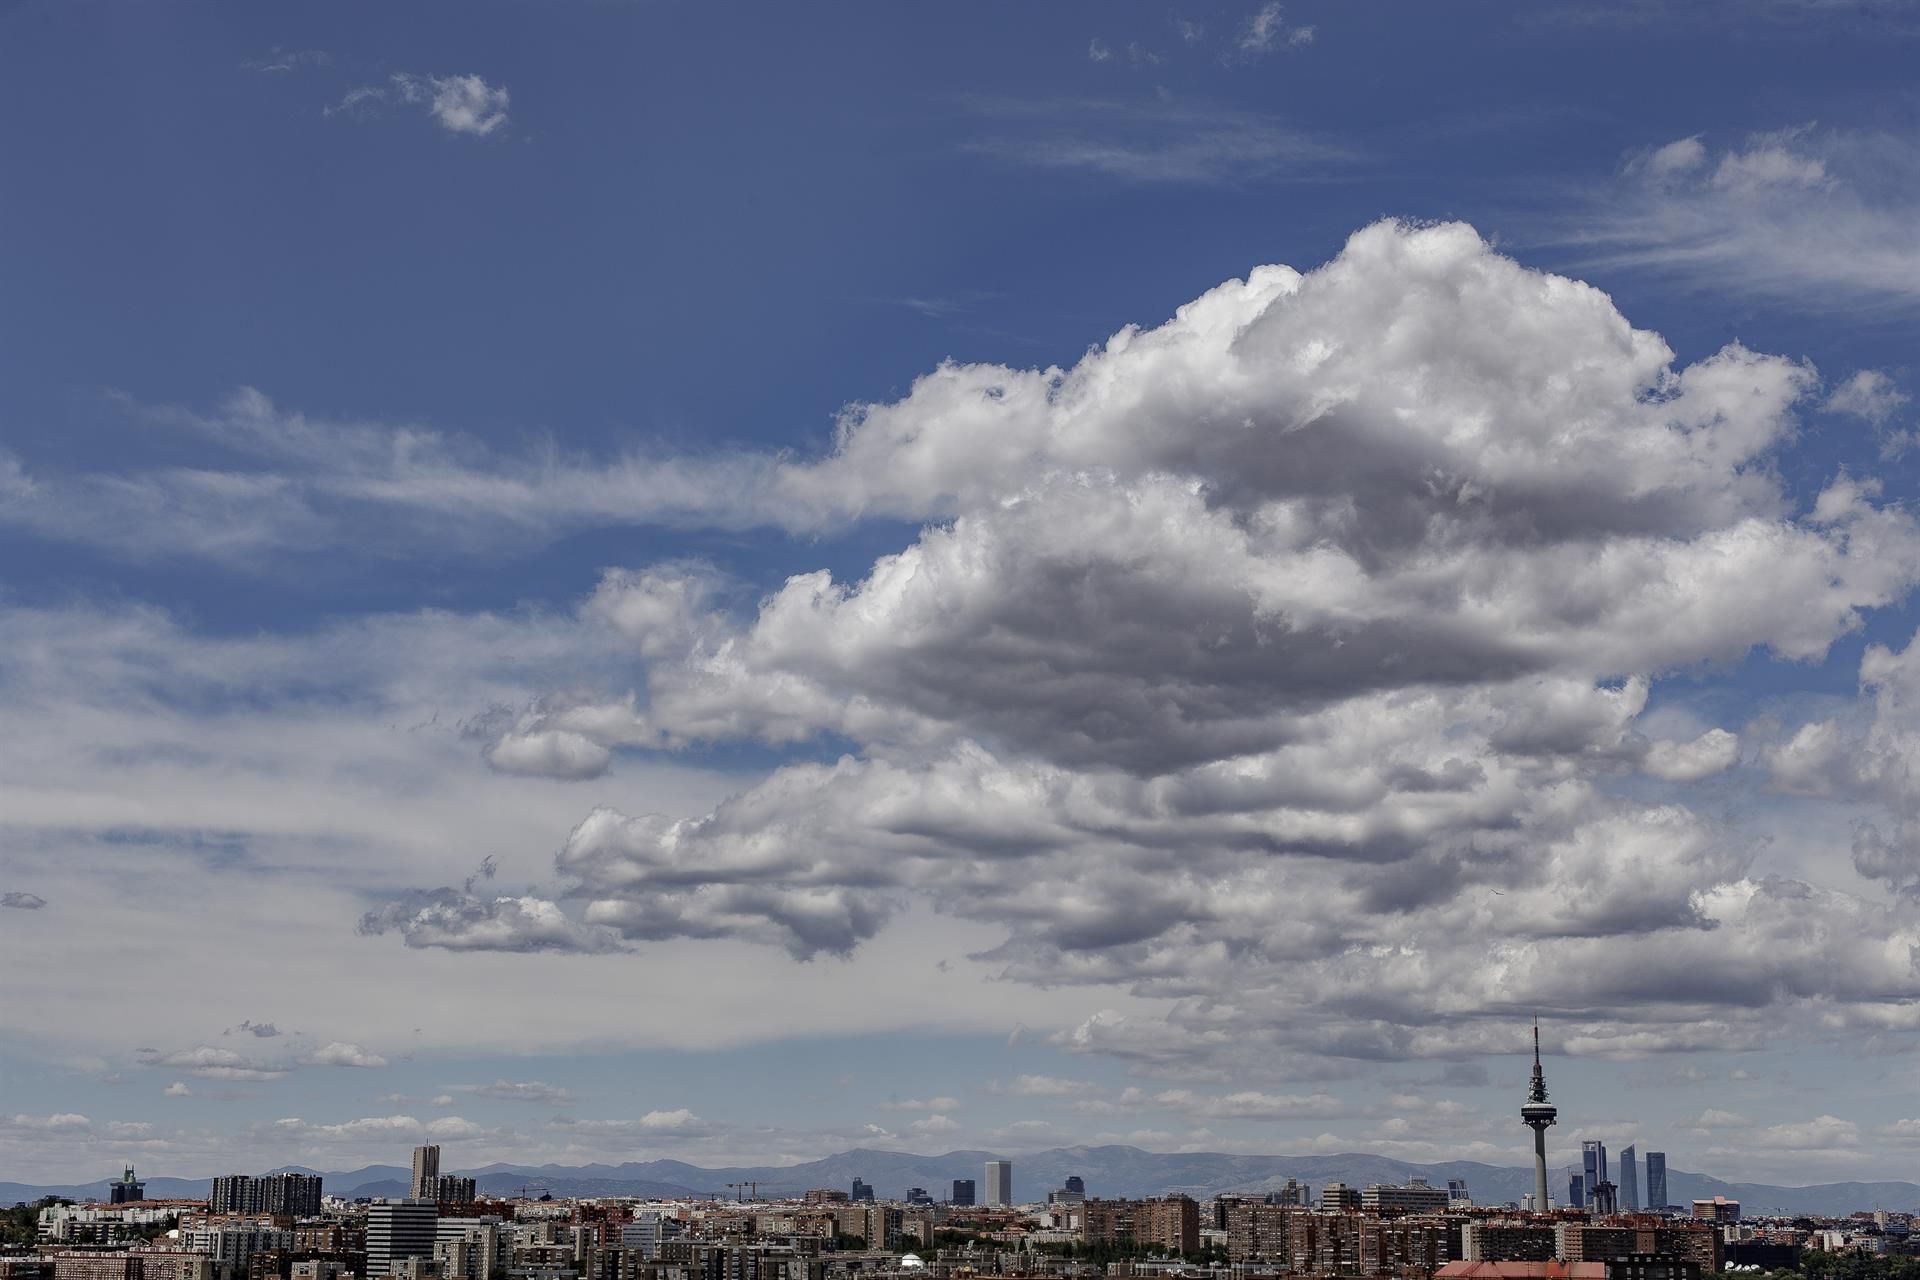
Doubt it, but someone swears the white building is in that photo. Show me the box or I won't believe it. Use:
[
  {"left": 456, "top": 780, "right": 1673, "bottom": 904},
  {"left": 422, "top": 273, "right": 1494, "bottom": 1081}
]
[
  {"left": 984, "top": 1161, "right": 1012, "bottom": 1207},
  {"left": 180, "top": 1220, "right": 295, "bottom": 1269}
]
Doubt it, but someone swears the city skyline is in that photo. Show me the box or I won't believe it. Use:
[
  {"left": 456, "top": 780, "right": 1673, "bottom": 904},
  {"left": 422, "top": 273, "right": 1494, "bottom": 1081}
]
[{"left": 8, "top": 0, "right": 1920, "bottom": 1192}]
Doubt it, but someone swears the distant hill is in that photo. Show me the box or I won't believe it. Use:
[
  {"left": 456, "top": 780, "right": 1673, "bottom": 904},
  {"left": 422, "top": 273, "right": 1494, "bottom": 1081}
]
[{"left": 6, "top": 1145, "right": 1916, "bottom": 1217}]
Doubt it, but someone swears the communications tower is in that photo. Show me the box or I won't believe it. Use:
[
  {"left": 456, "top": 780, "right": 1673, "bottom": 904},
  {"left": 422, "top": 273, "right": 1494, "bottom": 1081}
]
[{"left": 1520, "top": 1018, "right": 1557, "bottom": 1212}]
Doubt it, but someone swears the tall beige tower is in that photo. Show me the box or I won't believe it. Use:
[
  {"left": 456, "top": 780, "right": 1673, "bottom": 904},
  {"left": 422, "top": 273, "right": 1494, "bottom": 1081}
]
[{"left": 410, "top": 1144, "right": 441, "bottom": 1200}]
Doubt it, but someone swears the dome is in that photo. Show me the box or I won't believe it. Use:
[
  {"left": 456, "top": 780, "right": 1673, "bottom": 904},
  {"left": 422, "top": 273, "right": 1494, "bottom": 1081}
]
[{"left": 900, "top": 1255, "right": 925, "bottom": 1269}]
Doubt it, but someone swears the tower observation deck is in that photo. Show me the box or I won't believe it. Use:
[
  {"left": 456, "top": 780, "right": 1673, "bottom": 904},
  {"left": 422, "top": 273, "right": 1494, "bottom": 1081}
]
[{"left": 1520, "top": 1019, "right": 1557, "bottom": 1211}]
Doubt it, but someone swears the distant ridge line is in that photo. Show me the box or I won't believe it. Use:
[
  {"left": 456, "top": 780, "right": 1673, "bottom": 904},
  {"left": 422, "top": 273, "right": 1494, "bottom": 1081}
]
[{"left": 4, "top": 1145, "right": 1911, "bottom": 1217}]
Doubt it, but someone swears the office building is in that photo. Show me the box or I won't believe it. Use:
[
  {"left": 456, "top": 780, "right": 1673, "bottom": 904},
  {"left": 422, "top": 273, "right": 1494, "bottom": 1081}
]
[
  {"left": 108, "top": 1167, "right": 145, "bottom": 1205},
  {"left": 1320, "top": 1182, "right": 1362, "bottom": 1211},
  {"left": 1618, "top": 1146, "right": 1639, "bottom": 1213},
  {"left": 1691, "top": 1197, "right": 1739, "bottom": 1224},
  {"left": 1361, "top": 1180, "right": 1451, "bottom": 1213},
  {"left": 1590, "top": 1181, "right": 1618, "bottom": 1216},
  {"left": 1064, "top": 1176, "right": 1085, "bottom": 1196},
  {"left": 950, "top": 1179, "right": 975, "bottom": 1207},
  {"left": 1645, "top": 1153, "right": 1667, "bottom": 1212},
  {"left": 1569, "top": 1174, "right": 1585, "bottom": 1209},
  {"left": 367, "top": 1200, "right": 439, "bottom": 1278},
  {"left": 850, "top": 1179, "right": 874, "bottom": 1203},
  {"left": 984, "top": 1161, "right": 1011, "bottom": 1207},
  {"left": 1448, "top": 1179, "right": 1471, "bottom": 1205},
  {"left": 1520, "top": 1021, "right": 1557, "bottom": 1215},
  {"left": 409, "top": 1146, "right": 441, "bottom": 1201},
  {"left": 1583, "top": 1142, "right": 1608, "bottom": 1206},
  {"left": 618, "top": 1212, "right": 682, "bottom": 1259}
]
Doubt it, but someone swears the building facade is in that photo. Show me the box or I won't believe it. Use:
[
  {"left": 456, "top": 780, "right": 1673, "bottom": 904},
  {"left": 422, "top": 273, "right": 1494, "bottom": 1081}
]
[
  {"left": 1618, "top": 1147, "right": 1640, "bottom": 1214},
  {"left": 1360, "top": 1181, "right": 1450, "bottom": 1214},
  {"left": 366, "top": 1201, "right": 439, "bottom": 1278},
  {"left": 409, "top": 1147, "right": 441, "bottom": 1202},
  {"left": 949, "top": 1180, "right": 974, "bottom": 1207},
  {"left": 210, "top": 1174, "right": 323, "bottom": 1218},
  {"left": 109, "top": 1167, "right": 146, "bottom": 1205},
  {"left": 1645, "top": 1153, "right": 1668, "bottom": 1212},
  {"left": 983, "top": 1162, "right": 1011, "bottom": 1207},
  {"left": 1583, "top": 1143, "right": 1609, "bottom": 1205}
]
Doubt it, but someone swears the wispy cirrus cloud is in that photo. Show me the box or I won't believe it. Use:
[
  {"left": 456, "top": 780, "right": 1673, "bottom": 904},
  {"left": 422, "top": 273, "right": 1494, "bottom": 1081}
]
[
  {"left": 138, "top": 1045, "right": 289, "bottom": 1082},
  {"left": 242, "top": 48, "right": 330, "bottom": 74},
  {"left": 1236, "top": 2, "right": 1315, "bottom": 55},
  {"left": 326, "top": 72, "right": 510, "bottom": 137},
  {"left": 1566, "top": 125, "right": 1920, "bottom": 309},
  {"left": 462, "top": 1079, "right": 577, "bottom": 1104},
  {"left": 960, "top": 96, "right": 1353, "bottom": 185}
]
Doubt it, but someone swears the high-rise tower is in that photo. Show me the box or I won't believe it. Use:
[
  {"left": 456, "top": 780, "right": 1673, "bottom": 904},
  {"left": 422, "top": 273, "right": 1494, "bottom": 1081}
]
[
  {"left": 410, "top": 1145, "right": 440, "bottom": 1200},
  {"left": 1520, "top": 1019, "right": 1557, "bottom": 1212}
]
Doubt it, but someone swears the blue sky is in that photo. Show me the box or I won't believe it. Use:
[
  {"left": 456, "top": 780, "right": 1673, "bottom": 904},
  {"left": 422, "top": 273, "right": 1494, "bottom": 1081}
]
[{"left": 5, "top": 0, "right": 1920, "bottom": 1190}]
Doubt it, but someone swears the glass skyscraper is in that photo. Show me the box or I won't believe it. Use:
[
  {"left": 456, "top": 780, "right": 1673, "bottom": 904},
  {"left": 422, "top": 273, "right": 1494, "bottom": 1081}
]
[
  {"left": 1646, "top": 1151, "right": 1668, "bottom": 1211},
  {"left": 1582, "top": 1140, "right": 1608, "bottom": 1206},
  {"left": 1619, "top": 1144, "right": 1640, "bottom": 1211}
]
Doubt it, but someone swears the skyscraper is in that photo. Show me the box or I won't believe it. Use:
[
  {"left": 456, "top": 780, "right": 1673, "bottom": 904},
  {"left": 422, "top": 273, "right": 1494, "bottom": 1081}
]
[
  {"left": 1645, "top": 1152, "right": 1668, "bottom": 1212},
  {"left": 1520, "top": 1020, "right": 1557, "bottom": 1213},
  {"left": 1064, "top": 1175, "right": 1085, "bottom": 1196},
  {"left": 1582, "top": 1141, "right": 1608, "bottom": 1207},
  {"left": 951, "top": 1179, "right": 975, "bottom": 1206},
  {"left": 1618, "top": 1145, "right": 1639, "bottom": 1212},
  {"left": 410, "top": 1146, "right": 440, "bottom": 1201},
  {"left": 1569, "top": 1173, "right": 1584, "bottom": 1209},
  {"left": 367, "top": 1200, "right": 438, "bottom": 1278},
  {"left": 851, "top": 1178, "right": 874, "bottom": 1202},
  {"left": 984, "top": 1160, "right": 1012, "bottom": 1207},
  {"left": 109, "top": 1165, "right": 145, "bottom": 1204}
]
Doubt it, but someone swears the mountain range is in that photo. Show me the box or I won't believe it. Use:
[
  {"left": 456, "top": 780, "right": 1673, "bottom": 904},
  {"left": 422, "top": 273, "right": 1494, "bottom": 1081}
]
[{"left": 5, "top": 1146, "right": 1913, "bottom": 1218}]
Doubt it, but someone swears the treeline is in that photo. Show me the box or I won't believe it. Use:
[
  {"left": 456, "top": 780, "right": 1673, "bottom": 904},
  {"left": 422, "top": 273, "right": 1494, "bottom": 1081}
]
[
  {"left": 2, "top": 1197, "right": 71, "bottom": 1246},
  {"left": 1789, "top": 1254, "right": 1920, "bottom": 1280}
]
